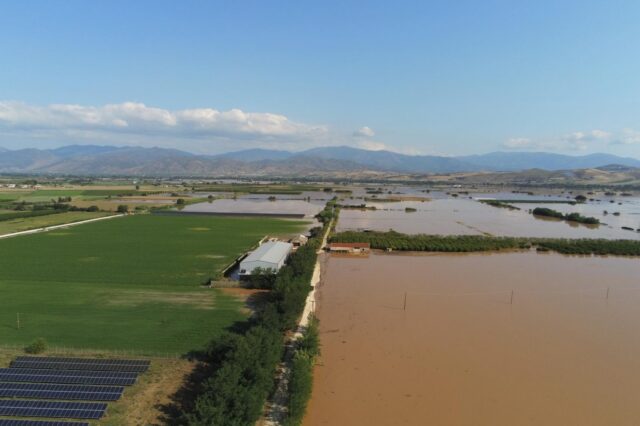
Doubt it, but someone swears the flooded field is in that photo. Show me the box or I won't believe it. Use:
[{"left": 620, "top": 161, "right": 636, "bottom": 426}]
[
  {"left": 336, "top": 192, "right": 640, "bottom": 239},
  {"left": 182, "top": 198, "right": 325, "bottom": 217},
  {"left": 306, "top": 252, "right": 640, "bottom": 426}
]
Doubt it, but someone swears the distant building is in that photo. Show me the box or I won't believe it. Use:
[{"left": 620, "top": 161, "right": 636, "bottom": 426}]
[
  {"left": 239, "top": 241, "right": 293, "bottom": 277},
  {"left": 327, "top": 242, "right": 370, "bottom": 254},
  {"left": 290, "top": 234, "right": 308, "bottom": 248}
]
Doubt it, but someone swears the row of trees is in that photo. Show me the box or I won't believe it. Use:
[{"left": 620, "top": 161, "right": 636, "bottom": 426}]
[
  {"left": 183, "top": 237, "right": 321, "bottom": 425},
  {"left": 331, "top": 231, "right": 640, "bottom": 256},
  {"left": 532, "top": 207, "right": 600, "bottom": 225},
  {"left": 534, "top": 238, "right": 640, "bottom": 256},
  {"left": 284, "top": 318, "right": 321, "bottom": 426},
  {"left": 0, "top": 209, "right": 65, "bottom": 222},
  {"left": 479, "top": 200, "right": 521, "bottom": 210},
  {"left": 332, "top": 231, "right": 528, "bottom": 252}
]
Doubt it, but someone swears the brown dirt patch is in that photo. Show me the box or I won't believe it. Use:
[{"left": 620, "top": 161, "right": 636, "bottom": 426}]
[{"left": 98, "top": 358, "right": 196, "bottom": 426}]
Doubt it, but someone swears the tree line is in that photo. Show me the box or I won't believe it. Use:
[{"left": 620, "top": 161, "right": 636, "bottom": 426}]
[
  {"left": 532, "top": 207, "right": 600, "bottom": 225},
  {"left": 331, "top": 231, "right": 640, "bottom": 256}
]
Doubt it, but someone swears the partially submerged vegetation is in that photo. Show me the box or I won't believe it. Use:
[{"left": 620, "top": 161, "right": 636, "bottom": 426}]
[
  {"left": 532, "top": 207, "right": 600, "bottom": 225},
  {"left": 479, "top": 199, "right": 520, "bottom": 210},
  {"left": 331, "top": 231, "right": 640, "bottom": 256}
]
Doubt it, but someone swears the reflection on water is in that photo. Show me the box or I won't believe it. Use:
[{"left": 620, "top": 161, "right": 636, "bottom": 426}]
[
  {"left": 305, "top": 252, "right": 640, "bottom": 426},
  {"left": 336, "top": 192, "right": 640, "bottom": 239}
]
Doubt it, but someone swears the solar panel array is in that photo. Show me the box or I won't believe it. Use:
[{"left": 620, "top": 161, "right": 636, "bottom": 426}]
[
  {"left": 0, "top": 383, "right": 123, "bottom": 401},
  {"left": 0, "top": 420, "right": 89, "bottom": 426},
  {"left": 0, "top": 369, "right": 136, "bottom": 386},
  {"left": 12, "top": 357, "right": 150, "bottom": 373},
  {"left": 0, "top": 356, "right": 148, "bottom": 422},
  {"left": 0, "top": 400, "right": 106, "bottom": 419}
]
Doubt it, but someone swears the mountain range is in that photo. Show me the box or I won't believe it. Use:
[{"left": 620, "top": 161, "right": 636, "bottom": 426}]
[{"left": 0, "top": 145, "right": 639, "bottom": 176}]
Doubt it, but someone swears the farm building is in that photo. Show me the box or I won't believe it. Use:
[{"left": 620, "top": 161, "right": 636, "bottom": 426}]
[
  {"left": 327, "top": 242, "right": 370, "bottom": 254},
  {"left": 239, "top": 241, "right": 293, "bottom": 277},
  {"left": 290, "top": 234, "right": 309, "bottom": 247}
]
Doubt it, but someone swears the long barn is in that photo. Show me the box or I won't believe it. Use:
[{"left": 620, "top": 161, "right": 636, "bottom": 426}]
[{"left": 239, "top": 241, "right": 293, "bottom": 277}]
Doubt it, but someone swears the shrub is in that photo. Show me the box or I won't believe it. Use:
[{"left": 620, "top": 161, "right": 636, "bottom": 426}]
[{"left": 24, "top": 338, "right": 47, "bottom": 354}]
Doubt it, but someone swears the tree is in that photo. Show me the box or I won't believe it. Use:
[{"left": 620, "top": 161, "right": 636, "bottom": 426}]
[
  {"left": 176, "top": 198, "right": 186, "bottom": 205},
  {"left": 246, "top": 267, "right": 277, "bottom": 289},
  {"left": 25, "top": 338, "right": 47, "bottom": 354},
  {"left": 117, "top": 205, "right": 129, "bottom": 213}
]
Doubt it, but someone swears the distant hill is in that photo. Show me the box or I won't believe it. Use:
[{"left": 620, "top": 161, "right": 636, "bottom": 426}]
[
  {"left": 458, "top": 152, "right": 640, "bottom": 171},
  {"left": 213, "top": 146, "right": 640, "bottom": 173},
  {"left": 295, "top": 146, "right": 479, "bottom": 173},
  {"left": 51, "top": 145, "right": 123, "bottom": 158},
  {"left": 0, "top": 144, "right": 639, "bottom": 176},
  {"left": 213, "top": 148, "right": 294, "bottom": 162}
]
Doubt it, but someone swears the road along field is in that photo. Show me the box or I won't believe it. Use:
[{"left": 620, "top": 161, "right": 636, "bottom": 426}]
[{"left": 0, "top": 214, "right": 308, "bottom": 354}]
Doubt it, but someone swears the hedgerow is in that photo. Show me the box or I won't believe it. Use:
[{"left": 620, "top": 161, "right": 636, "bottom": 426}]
[{"left": 331, "top": 231, "right": 640, "bottom": 256}]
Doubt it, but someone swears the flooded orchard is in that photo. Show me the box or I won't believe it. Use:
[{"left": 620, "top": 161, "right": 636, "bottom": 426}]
[{"left": 305, "top": 252, "right": 640, "bottom": 426}]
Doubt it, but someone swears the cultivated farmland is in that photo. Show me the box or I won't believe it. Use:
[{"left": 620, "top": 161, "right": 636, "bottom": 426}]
[{"left": 0, "top": 214, "right": 307, "bottom": 354}]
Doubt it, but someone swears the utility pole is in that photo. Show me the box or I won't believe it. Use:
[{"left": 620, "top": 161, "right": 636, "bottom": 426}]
[
  {"left": 403, "top": 292, "right": 407, "bottom": 311},
  {"left": 510, "top": 290, "right": 514, "bottom": 305},
  {"left": 606, "top": 287, "right": 610, "bottom": 300}
]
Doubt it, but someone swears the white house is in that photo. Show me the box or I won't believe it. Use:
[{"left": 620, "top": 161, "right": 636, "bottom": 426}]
[{"left": 239, "top": 241, "right": 293, "bottom": 277}]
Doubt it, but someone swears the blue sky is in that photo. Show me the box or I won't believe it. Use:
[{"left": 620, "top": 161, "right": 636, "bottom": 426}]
[{"left": 0, "top": 0, "right": 639, "bottom": 157}]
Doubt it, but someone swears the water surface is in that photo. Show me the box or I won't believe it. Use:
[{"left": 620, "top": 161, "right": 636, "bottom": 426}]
[{"left": 306, "top": 252, "right": 640, "bottom": 425}]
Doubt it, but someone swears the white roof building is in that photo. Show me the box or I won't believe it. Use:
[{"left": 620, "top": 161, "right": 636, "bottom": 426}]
[{"left": 239, "top": 241, "right": 293, "bottom": 276}]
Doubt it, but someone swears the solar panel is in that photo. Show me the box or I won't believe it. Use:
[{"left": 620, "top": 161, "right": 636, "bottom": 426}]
[
  {"left": 0, "top": 383, "right": 124, "bottom": 401},
  {"left": 0, "top": 370, "right": 136, "bottom": 386},
  {"left": 11, "top": 360, "right": 148, "bottom": 373},
  {"left": 14, "top": 357, "right": 150, "bottom": 370},
  {"left": 0, "top": 399, "right": 106, "bottom": 419},
  {"left": 0, "top": 420, "right": 89, "bottom": 426},
  {"left": 0, "top": 368, "right": 137, "bottom": 379}
]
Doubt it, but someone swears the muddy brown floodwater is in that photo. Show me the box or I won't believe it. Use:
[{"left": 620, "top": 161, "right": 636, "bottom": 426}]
[{"left": 305, "top": 252, "right": 640, "bottom": 426}]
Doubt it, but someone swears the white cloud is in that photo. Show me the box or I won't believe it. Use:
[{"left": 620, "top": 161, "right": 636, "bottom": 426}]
[
  {"left": 356, "top": 140, "right": 387, "bottom": 151},
  {"left": 502, "top": 129, "right": 634, "bottom": 152},
  {"left": 616, "top": 128, "right": 640, "bottom": 145},
  {"left": 0, "top": 101, "right": 328, "bottom": 152},
  {"left": 353, "top": 126, "right": 375, "bottom": 138}
]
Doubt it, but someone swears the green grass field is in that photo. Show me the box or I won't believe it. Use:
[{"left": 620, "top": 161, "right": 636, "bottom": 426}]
[{"left": 0, "top": 214, "right": 307, "bottom": 354}]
